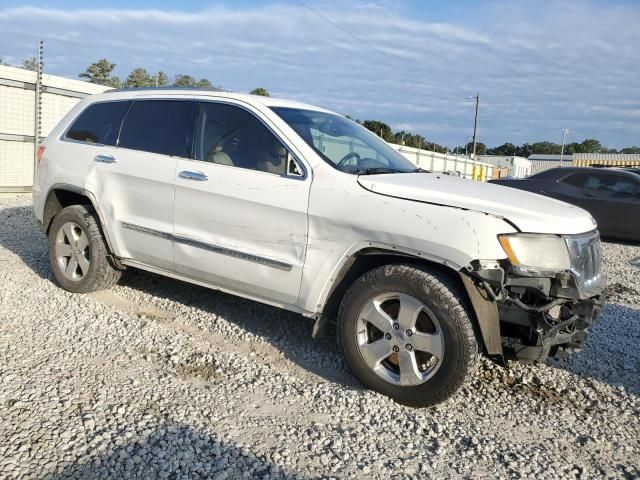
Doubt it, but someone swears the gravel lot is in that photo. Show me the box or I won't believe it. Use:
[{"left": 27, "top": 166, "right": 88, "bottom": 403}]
[{"left": 0, "top": 194, "right": 638, "bottom": 479}]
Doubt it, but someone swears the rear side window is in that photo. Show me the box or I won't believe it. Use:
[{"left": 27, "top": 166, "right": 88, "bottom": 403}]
[
  {"left": 65, "top": 101, "right": 131, "bottom": 145},
  {"left": 584, "top": 173, "right": 640, "bottom": 195},
  {"left": 118, "top": 100, "right": 197, "bottom": 157},
  {"left": 560, "top": 173, "right": 587, "bottom": 187}
]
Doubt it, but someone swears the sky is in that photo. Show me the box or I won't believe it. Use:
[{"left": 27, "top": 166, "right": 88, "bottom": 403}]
[{"left": 1, "top": 0, "right": 639, "bottom": 149}]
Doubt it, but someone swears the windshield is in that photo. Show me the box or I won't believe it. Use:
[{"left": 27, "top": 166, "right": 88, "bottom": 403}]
[{"left": 271, "top": 107, "right": 417, "bottom": 174}]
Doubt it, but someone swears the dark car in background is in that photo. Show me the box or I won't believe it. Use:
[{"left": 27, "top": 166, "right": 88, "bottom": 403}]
[{"left": 490, "top": 167, "right": 640, "bottom": 241}]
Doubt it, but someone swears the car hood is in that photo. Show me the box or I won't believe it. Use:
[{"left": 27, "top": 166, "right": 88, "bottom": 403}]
[{"left": 357, "top": 173, "right": 596, "bottom": 234}]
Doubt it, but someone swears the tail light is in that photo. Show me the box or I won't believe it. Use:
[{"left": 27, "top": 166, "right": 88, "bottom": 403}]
[{"left": 36, "top": 145, "right": 46, "bottom": 166}]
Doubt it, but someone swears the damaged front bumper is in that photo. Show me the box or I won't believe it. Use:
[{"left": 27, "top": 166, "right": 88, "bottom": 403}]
[
  {"left": 499, "top": 290, "right": 604, "bottom": 363},
  {"left": 463, "top": 230, "right": 605, "bottom": 364}
]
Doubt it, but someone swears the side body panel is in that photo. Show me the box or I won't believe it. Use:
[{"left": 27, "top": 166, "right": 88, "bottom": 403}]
[
  {"left": 33, "top": 100, "right": 95, "bottom": 222},
  {"left": 173, "top": 161, "right": 309, "bottom": 305},
  {"left": 581, "top": 180, "right": 640, "bottom": 240},
  {"left": 172, "top": 99, "right": 312, "bottom": 306},
  {"left": 299, "top": 163, "right": 517, "bottom": 314},
  {"left": 85, "top": 145, "right": 177, "bottom": 270}
]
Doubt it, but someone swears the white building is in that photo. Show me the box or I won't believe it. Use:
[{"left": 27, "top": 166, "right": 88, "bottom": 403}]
[
  {"left": 0, "top": 65, "right": 109, "bottom": 192},
  {"left": 528, "top": 154, "right": 573, "bottom": 175},
  {"left": 479, "top": 155, "right": 531, "bottom": 178}
]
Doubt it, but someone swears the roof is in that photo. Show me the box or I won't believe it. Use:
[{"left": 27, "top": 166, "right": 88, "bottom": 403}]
[
  {"left": 92, "top": 87, "right": 335, "bottom": 113},
  {"left": 573, "top": 153, "right": 640, "bottom": 162},
  {"left": 0, "top": 64, "right": 110, "bottom": 95},
  {"left": 528, "top": 154, "right": 573, "bottom": 161}
]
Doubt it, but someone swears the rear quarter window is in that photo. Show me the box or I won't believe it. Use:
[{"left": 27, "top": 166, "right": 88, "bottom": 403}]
[{"left": 65, "top": 101, "right": 131, "bottom": 145}]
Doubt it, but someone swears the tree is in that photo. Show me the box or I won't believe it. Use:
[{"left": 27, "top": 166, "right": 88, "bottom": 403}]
[
  {"left": 173, "top": 74, "right": 195, "bottom": 86},
  {"left": 172, "top": 75, "right": 212, "bottom": 87},
  {"left": 362, "top": 120, "right": 394, "bottom": 142},
  {"left": 155, "top": 71, "right": 169, "bottom": 86},
  {"left": 21, "top": 56, "right": 38, "bottom": 71},
  {"left": 0, "top": 57, "right": 10, "bottom": 66},
  {"left": 250, "top": 87, "right": 270, "bottom": 97},
  {"left": 527, "top": 141, "right": 561, "bottom": 155},
  {"left": 465, "top": 142, "right": 486, "bottom": 156},
  {"left": 578, "top": 138, "right": 602, "bottom": 153},
  {"left": 123, "top": 67, "right": 154, "bottom": 88},
  {"left": 486, "top": 142, "right": 518, "bottom": 156},
  {"left": 79, "top": 59, "right": 120, "bottom": 87},
  {"left": 621, "top": 146, "right": 640, "bottom": 154}
]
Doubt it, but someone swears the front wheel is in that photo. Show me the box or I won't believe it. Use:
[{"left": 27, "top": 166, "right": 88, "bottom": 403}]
[{"left": 337, "top": 264, "right": 479, "bottom": 407}]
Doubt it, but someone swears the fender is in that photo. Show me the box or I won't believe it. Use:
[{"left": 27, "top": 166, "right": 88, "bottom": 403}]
[
  {"left": 43, "top": 183, "right": 118, "bottom": 257},
  {"left": 313, "top": 240, "right": 465, "bottom": 316}
]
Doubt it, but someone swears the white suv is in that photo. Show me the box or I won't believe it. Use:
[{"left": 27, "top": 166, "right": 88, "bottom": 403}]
[{"left": 33, "top": 88, "right": 604, "bottom": 407}]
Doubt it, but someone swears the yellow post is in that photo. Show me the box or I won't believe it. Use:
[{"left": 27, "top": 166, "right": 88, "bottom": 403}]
[
  {"left": 480, "top": 165, "right": 487, "bottom": 182},
  {"left": 472, "top": 164, "right": 479, "bottom": 181}
]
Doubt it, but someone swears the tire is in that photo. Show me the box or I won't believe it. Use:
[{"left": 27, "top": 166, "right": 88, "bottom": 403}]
[
  {"left": 48, "top": 204, "right": 122, "bottom": 293},
  {"left": 337, "top": 263, "right": 479, "bottom": 407}
]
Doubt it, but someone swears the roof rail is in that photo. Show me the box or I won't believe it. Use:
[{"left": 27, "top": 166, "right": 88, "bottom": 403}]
[{"left": 109, "top": 86, "right": 227, "bottom": 93}]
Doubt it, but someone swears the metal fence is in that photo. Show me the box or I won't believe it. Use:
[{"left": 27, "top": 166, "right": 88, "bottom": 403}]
[
  {"left": 312, "top": 133, "right": 502, "bottom": 181},
  {"left": 391, "top": 145, "right": 500, "bottom": 180}
]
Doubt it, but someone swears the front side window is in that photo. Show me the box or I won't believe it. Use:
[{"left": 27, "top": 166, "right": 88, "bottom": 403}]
[
  {"left": 65, "top": 101, "right": 131, "bottom": 145},
  {"left": 118, "top": 100, "right": 197, "bottom": 157},
  {"left": 271, "top": 107, "right": 417, "bottom": 174},
  {"left": 194, "top": 102, "right": 289, "bottom": 175}
]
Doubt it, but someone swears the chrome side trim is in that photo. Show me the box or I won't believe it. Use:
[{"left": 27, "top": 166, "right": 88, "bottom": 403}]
[
  {"left": 121, "top": 222, "right": 172, "bottom": 240},
  {"left": 174, "top": 235, "right": 293, "bottom": 271},
  {"left": 121, "top": 222, "right": 292, "bottom": 271}
]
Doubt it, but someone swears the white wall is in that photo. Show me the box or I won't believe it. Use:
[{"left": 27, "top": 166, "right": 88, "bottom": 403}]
[
  {"left": 0, "top": 65, "right": 109, "bottom": 191},
  {"left": 391, "top": 144, "right": 496, "bottom": 180}
]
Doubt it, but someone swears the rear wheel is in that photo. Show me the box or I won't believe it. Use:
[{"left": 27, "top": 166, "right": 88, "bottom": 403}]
[
  {"left": 337, "top": 263, "right": 478, "bottom": 407},
  {"left": 48, "top": 205, "right": 122, "bottom": 293}
]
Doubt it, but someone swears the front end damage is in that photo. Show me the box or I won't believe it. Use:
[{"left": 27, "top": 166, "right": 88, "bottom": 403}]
[{"left": 462, "top": 231, "right": 605, "bottom": 364}]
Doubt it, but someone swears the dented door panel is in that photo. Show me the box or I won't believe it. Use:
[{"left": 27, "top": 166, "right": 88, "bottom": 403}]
[{"left": 173, "top": 160, "right": 309, "bottom": 305}]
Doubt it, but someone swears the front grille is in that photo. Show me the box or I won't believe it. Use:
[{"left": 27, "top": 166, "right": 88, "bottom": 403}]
[{"left": 566, "top": 232, "right": 604, "bottom": 298}]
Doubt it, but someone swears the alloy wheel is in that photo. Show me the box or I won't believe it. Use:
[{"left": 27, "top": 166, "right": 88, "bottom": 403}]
[
  {"left": 55, "top": 221, "right": 91, "bottom": 281},
  {"left": 356, "top": 292, "right": 445, "bottom": 386}
]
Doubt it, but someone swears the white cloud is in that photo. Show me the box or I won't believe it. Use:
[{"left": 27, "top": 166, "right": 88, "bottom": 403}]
[{"left": 1, "top": 1, "right": 639, "bottom": 148}]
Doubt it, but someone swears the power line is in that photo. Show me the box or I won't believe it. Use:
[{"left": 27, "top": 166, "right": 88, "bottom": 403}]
[{"left": 293, "top": 0, "right": 398, "bottom": 62}]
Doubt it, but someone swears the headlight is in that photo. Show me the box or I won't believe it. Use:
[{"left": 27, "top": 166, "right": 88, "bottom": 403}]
[{"left": 498, "top": 234, "right": 570, "bottom": 275}]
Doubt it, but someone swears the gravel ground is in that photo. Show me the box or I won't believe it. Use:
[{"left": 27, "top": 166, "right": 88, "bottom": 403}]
[{"left": 0, "top": 194, "right": 638, "bottom": 479}]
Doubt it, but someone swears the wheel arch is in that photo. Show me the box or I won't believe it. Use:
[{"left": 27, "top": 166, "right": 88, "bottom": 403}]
[
  {"left": 315, "top": 246, "right": 502, "bottom": 357},
  {"left": 43, "top": 184, "right": 117, "bottom": 258}
]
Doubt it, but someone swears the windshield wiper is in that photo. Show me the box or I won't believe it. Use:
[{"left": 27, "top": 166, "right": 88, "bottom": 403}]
[
  {"left": 353, "top": 167, "right": 403, "bottom": 175},
  {"left": 411, "top": 167, "right": 430, "bottom": 173}
]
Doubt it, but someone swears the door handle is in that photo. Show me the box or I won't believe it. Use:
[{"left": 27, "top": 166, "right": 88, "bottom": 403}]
[
  {"left": 94, "top": 154, "right": 117, "bottom": 164},
  {"left": 178, "top": 170, "right": 208, "bottom": 181},
  {"left": 584, "top": 192, "right": 595, "bottom": 198}
]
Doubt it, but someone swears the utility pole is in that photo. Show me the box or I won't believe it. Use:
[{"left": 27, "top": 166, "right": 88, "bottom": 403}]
[
  {"left": 471, "top": 93, "right": 480, "bottom": 159},
  {"left": 33, "top": 40, "right": 44, "bottom": 185},
  {"left": 559, "top": 128, "right": 569, "bottom": 167}
]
